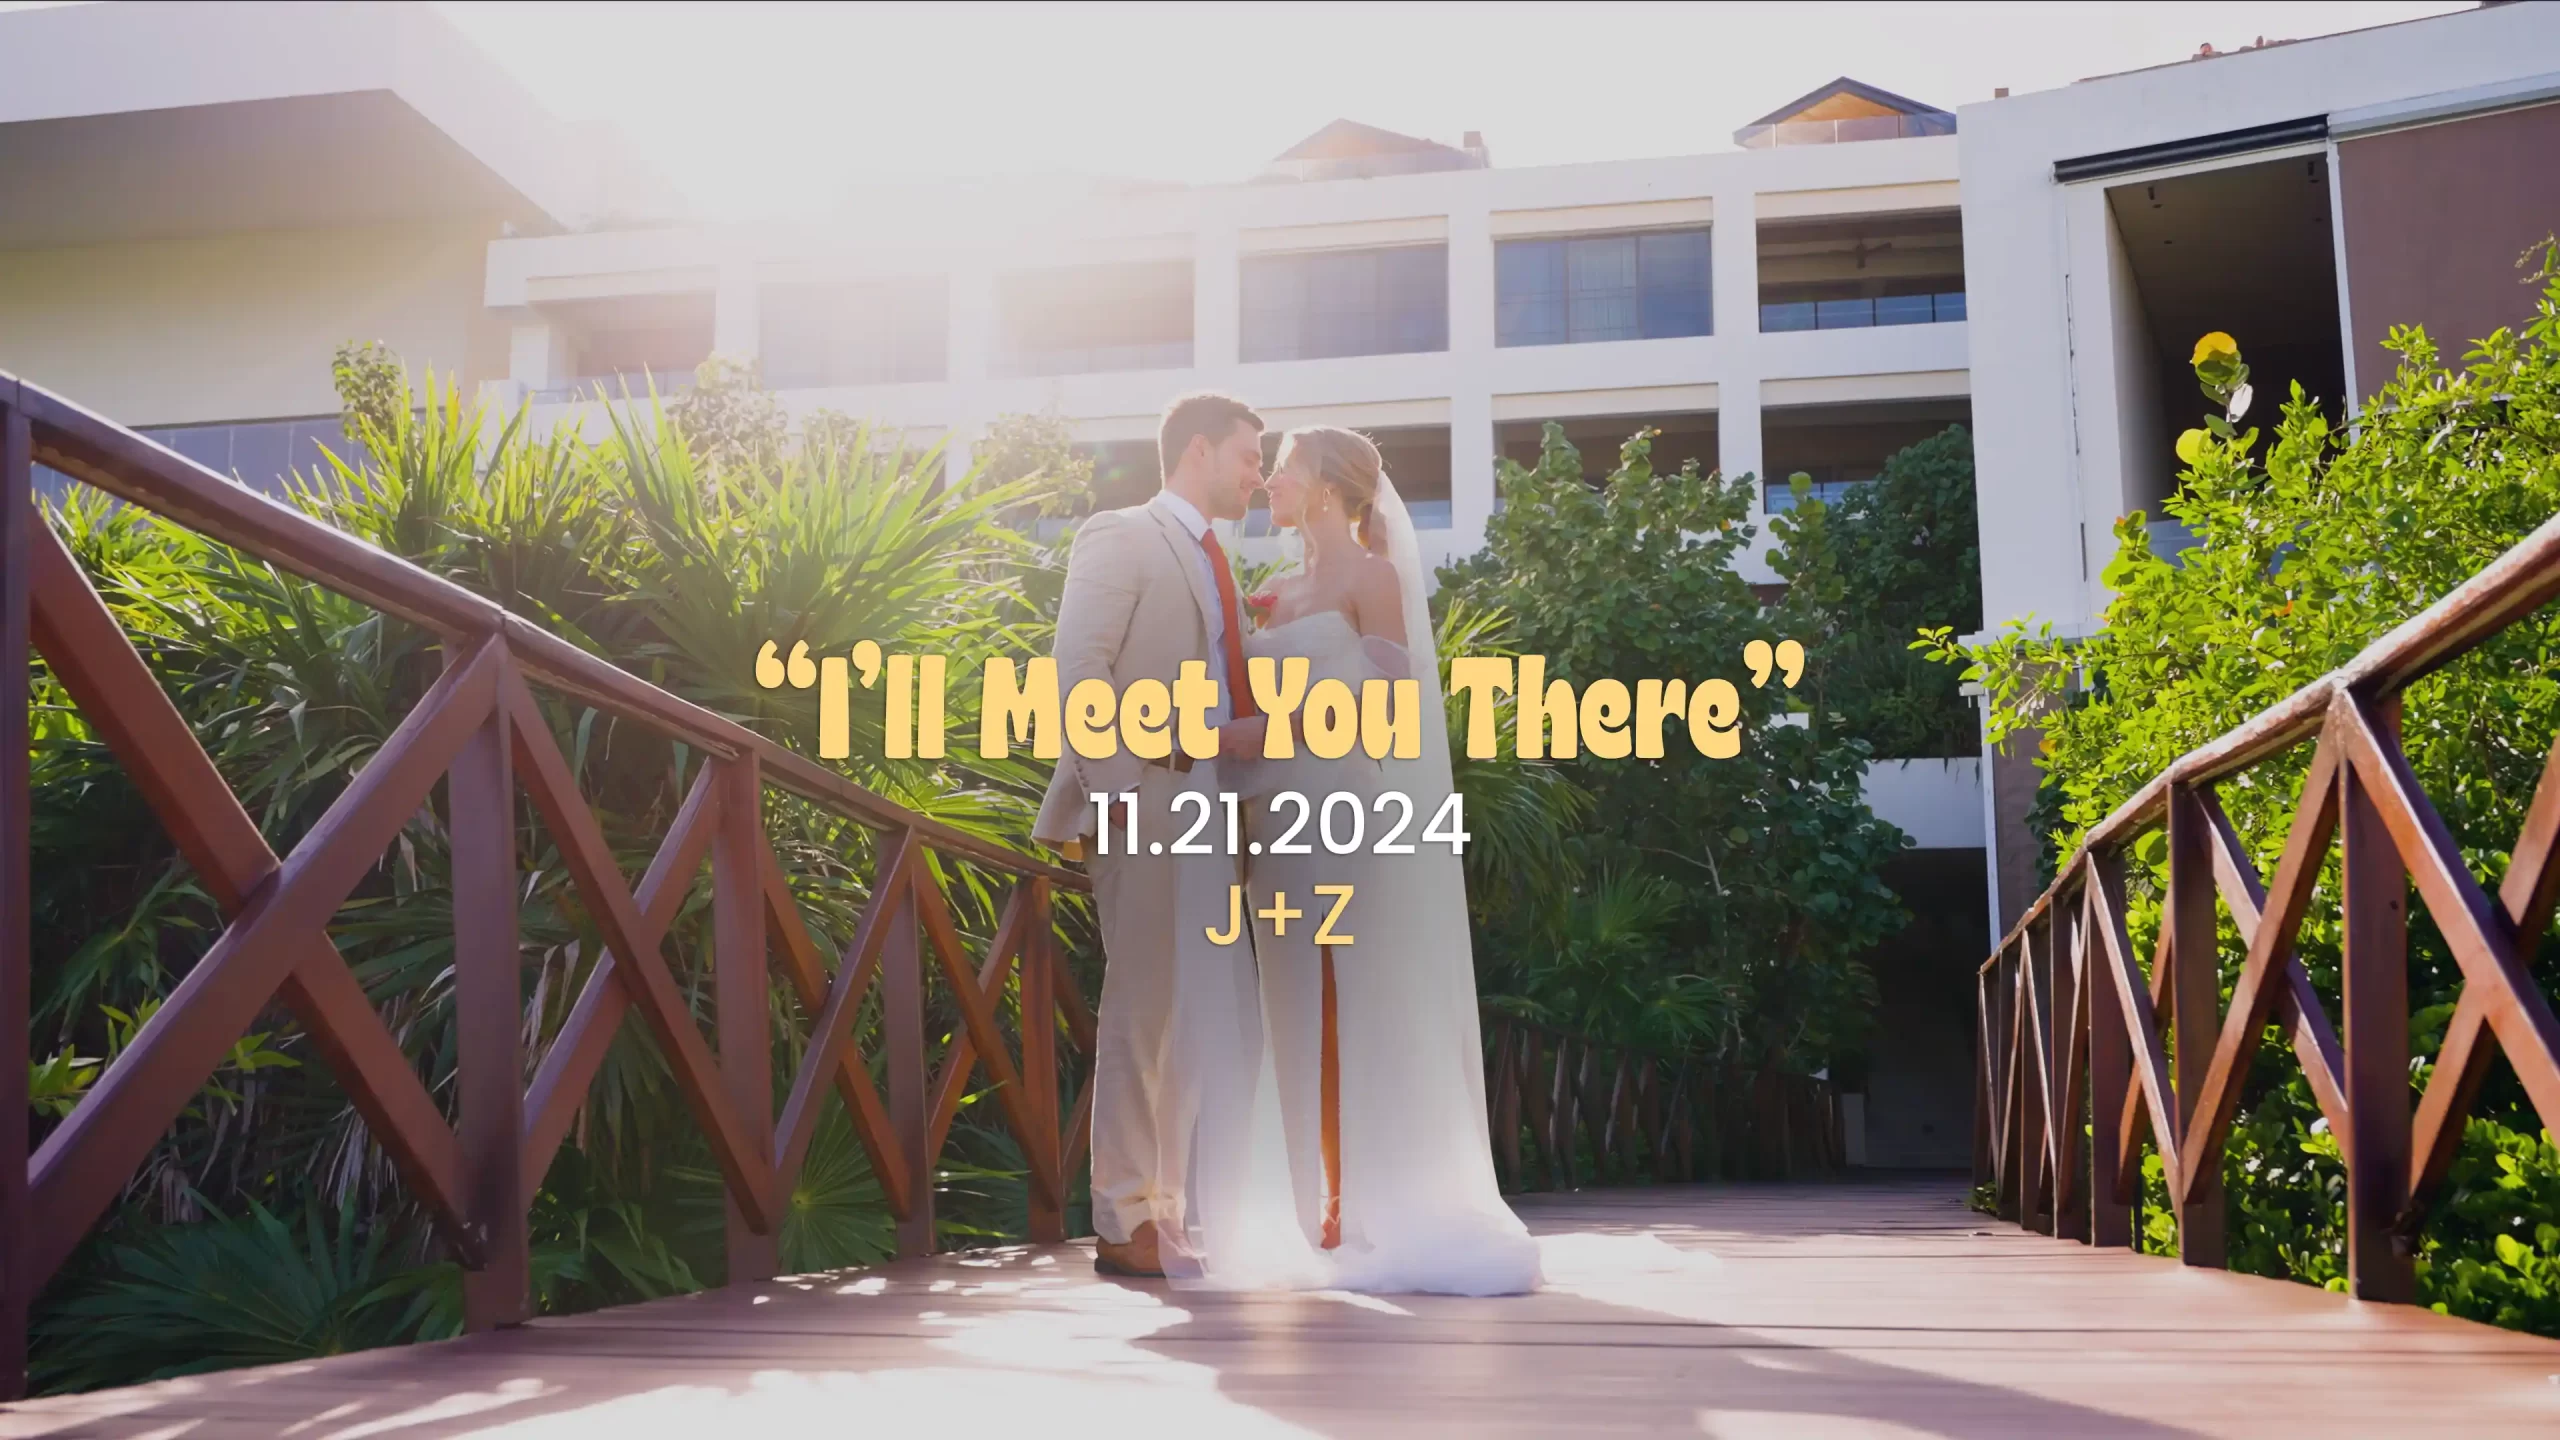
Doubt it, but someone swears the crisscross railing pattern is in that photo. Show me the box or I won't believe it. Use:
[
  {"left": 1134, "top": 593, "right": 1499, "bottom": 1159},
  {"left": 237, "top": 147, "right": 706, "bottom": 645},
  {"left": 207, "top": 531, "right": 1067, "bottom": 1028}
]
[
  {"left": 1484, "top": 1016, "right": 1843, "bottom": 1189},
  {"left": 1975, "top": 506, "right": 2560, "bottom": 1295},
  {"left": 0, "top": 373, "right": 1094, "bottom": 1399}
]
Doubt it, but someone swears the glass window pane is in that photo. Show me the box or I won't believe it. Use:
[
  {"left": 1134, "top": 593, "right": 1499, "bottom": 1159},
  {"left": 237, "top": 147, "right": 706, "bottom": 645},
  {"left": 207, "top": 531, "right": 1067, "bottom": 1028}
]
[
  {"left": 160, "top": 423, "right": 231, "bottom": 473},
  {"left": 1241, "top": 254, "right": 1308, "bottom": 362},
  {"left": 291, "top": 417, "right": 354, "bottom": 489},
  {"left": 228, "top": 421, "right": 292, "bottom": 495},
  {"left": 760, "top": 285, "right": 834, "bottom": 387},
  {"left": 1495, "top": 240, "right": 1565, "bottom": 347},
  {"left": 1379, "top": 246, "right": 1447, "bottom": 354},
  {"left": 1815, "top": 298, "right": 1875, "bottom": 329},
  {"left": 1564, "top": 236, "right": 1638, "bottom": 343},
  {"left": 1874, "top": 293, "right": 1934, "bottom": 327},
  {"left": 1637, "top": 229, "right": 1713, "bottom": 339},
  {"left": 1760, "top": 301, "right": 1816, "bottom": 332},
  {"left": 1935, "top": 290, "right": 1967, "bottom": 322},
  {"left": 1305, "top": 250, "right": 1380, "bottom": 360}
]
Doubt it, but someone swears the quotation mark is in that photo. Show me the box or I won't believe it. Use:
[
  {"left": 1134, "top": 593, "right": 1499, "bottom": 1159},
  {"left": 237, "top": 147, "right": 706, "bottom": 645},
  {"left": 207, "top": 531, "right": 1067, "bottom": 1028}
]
[{"left": 1743, "top": 639, "right": 1806, "bottom": 689}]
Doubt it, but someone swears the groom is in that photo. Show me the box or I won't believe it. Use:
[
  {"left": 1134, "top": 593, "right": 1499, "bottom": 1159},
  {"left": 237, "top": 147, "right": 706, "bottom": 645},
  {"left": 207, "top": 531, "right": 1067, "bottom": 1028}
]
[{"left": 1032, "top": 392, "right": 1268, "bottom": 1277}]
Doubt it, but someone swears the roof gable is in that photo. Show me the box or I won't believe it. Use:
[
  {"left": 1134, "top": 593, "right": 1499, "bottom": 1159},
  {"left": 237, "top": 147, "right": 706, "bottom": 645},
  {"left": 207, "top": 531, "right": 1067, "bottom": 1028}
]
[
  {"left": 1747, "top": 77, "right": 1948, "bottom": 127},
  {"left": 1273, "top": 119, "right": 1467, "bottom": 164}
]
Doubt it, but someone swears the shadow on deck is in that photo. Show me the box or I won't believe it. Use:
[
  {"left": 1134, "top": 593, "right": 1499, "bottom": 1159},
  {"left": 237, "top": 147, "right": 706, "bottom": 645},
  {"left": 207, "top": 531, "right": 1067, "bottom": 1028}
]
[{"left": 6, "top": 1177, "right": 2557, "bottom": 1438}]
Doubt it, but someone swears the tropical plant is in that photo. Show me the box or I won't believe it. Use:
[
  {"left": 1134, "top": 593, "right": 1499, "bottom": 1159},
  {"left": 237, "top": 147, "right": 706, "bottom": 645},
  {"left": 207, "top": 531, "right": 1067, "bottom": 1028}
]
[
  {"left": 1439, "top": 422, "right": 1908, "bottom": 1077},
  {"left": 1932, "top": 243, "right": 2560, "bottom": 1335},
  {"left": 1817, "top": 425, "right": 1980, "bottom": 759},
  {"left": 30, "top": 1197, "right": 457, "bottom": 1394},
  {"left": 23, "top": 355, "right": 1076, "bottom": 1391}
]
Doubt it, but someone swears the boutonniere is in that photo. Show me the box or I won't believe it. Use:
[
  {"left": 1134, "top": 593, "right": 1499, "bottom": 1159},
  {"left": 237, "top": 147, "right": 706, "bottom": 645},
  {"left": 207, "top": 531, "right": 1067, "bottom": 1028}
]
[{"left": 1242, "top": 591, "right": 1276, "bottom": 632}]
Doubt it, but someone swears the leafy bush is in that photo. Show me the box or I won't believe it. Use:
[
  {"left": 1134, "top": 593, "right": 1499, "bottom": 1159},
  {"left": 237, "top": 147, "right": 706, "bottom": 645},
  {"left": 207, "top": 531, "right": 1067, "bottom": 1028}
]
[
  {"left": 1818, "top": 425, "right": 1980, "bottom": 760},
  {"left": 1440, "top": 423, "right": 1908, "bottom": 1077},
  {"left": 24, "top": 358, "right": 1071, "bottom": 1390},
  {"left": 1943, "top": 246, "right": 2560, "bottom": 1334},
  {"left": 32, "top": 1198, "right": 453, "bottom": 1393}
]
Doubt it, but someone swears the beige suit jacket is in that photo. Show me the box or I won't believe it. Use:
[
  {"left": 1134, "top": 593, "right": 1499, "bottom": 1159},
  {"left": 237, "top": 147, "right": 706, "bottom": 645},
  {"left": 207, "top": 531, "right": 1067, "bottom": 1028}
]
[{"left": 1031, "top": 498, "right": 1224, "bottom": 849}]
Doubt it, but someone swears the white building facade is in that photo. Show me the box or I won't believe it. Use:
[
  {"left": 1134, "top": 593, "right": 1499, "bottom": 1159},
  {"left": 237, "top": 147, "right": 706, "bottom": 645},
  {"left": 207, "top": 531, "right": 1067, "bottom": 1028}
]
[
  {"left": 482, "top": 112, "right": 1973, "bottom": 583},
  {"left": 1957, "top": 1, "right": 2560, "bottom": 930}
]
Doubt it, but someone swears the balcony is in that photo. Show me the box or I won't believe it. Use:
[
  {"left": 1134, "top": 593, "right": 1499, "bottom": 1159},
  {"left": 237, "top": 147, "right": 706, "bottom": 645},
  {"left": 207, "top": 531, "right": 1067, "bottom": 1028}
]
[
  {"left": 1736, "top": 112, "right": 1956, "bottom": 148},
  {"left": 992, "top": 340, "right": 1194, "bottom": 380},
  {"left": 995, "top": 260, "right": 1193, "bottom": 380},
  {"left": 1760, "top": 290, "right": 1967, "bottom": 332}
]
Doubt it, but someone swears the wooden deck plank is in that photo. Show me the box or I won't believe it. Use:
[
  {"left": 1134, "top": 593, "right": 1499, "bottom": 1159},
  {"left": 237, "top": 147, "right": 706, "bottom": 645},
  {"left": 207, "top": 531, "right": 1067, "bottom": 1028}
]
[{"left": 6, "top": 1178, "right": 2557, "bottom": 1438}]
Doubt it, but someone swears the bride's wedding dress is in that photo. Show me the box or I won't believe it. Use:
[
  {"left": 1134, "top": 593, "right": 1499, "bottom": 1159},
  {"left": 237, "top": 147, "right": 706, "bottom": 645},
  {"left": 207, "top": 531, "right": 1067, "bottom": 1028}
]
[{"left": 1149, "top": 478, "right": 1541, "bottom": 1297}]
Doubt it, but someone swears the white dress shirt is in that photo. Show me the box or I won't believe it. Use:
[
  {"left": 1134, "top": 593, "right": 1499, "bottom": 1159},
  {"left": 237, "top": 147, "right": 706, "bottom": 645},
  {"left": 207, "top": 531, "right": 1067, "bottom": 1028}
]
[{"left": 1149, "top": 489, "right": 1234, "bottom": 727}]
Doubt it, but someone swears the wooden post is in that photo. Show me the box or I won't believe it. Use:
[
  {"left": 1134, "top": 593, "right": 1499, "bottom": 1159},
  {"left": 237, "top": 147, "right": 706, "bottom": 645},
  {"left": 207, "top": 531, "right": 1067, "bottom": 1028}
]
[
  {"left": 2086, "top": 869, "right": 2135, "bottom": 1248},
  {"left": 450, "top": 656, "right": 527, "bottom": 1329},
  {"left": 2166, "top": 784, "right": 2226, "bottom": 1267},
  {"left": 714, "top": 757, "right": 778, "bottom": 1284},
  {"left": 1997, "top": 946, "right": 2022, "bottom": 1220},
  {"left": 1, "top": 401, "right": 34, "bottom": 1399},
  {"left": 1973, "top": 969, "right": 1994, "bottom": 1191},
  {"left": 2049, "top": 901, "right": 2078, "bottom": 1238},
  {"left": 1019, "top": 881, "right": 1064, "bottom": 1244},
  {"left": 882, "top": 869, "right": 933, "bottom": 1256},
  {"left": 2020, "top": 927, "right": 2052, "bottom": 1233},
  {"left": 2341, "top": 702, "right": 2416, "bottom": 1301}
]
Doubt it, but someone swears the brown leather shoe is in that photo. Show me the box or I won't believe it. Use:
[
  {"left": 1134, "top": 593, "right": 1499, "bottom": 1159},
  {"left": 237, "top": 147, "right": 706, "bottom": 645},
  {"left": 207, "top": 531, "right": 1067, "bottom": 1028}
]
[{"left": 1095, "top": 1220, "right": 1164, "bottom": 1278}]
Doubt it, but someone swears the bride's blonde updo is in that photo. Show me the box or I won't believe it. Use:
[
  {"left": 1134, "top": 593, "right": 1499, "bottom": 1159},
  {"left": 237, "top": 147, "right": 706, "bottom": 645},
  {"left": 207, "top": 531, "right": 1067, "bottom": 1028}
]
[{"left": 1281, "top": 425, "right": 1386, "bottom": 552}]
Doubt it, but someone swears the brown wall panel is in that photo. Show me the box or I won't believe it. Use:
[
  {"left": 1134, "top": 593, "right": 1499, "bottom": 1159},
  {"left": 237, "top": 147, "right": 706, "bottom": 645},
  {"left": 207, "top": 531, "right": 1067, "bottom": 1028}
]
[{"left": 2339, "top": 100, "right": 2560, "bottom": 399}]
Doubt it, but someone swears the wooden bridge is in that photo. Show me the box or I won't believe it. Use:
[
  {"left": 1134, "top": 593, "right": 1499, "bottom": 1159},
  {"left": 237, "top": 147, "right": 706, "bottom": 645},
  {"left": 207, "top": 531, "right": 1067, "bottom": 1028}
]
[
  {"left": 7, "top": 1179, "right": 2558, "bottom": 1437},
  {"left": 4, "top": 372, "right": 2560, "bottom": 1435}
]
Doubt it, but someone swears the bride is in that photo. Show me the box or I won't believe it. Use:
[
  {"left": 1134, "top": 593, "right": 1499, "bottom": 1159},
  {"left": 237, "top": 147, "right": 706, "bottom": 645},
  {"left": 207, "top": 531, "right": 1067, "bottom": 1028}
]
[{"left": 1149, "top": 425, "right": 1541, "bottom": 1296}]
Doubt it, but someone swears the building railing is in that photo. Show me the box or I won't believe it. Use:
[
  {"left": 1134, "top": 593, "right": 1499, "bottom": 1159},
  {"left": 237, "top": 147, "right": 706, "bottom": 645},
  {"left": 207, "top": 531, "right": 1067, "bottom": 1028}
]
[
  {"left": 0, "top": 372, "right": 1097, "bottom": 1399},
  {"left": 1760, "top": 291, "right": 1967, "bottom": 333},
  {"left": 1974, "top": 504, "right": 2560, "bottom": 1299},
  {"left": 1736, "top": 113, "right": 1957, "bottom": 149},
  {"left": 1483, "top": 1014, "right": 1843, "bottom": 1189}
]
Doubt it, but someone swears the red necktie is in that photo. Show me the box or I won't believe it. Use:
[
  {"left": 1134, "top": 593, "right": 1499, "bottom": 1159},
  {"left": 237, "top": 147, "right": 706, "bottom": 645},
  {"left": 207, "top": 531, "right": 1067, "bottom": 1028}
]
[{"left": 1197, "top": 528, "right": 1259, "bottom": 720}]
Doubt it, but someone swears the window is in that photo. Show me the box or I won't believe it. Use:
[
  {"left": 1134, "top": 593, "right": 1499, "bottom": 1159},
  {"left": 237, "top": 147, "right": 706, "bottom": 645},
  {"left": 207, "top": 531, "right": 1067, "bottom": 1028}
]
[
  {"left": 1496, "top": 229, "right": 1712, "bottom": 346},
  {"left": 1758, "top": 289, "right": 1966, "bottom": 332},
  {"left": 535, "top": 294, "right": 716, "bottom": 401},
  {"left": 761, "top": 279, "right": 949, "bottom": 387},
  {"left": 1761, "top": 464, "right": 1874, "bottom": 513},
  {"left": 1756, "top": 211, "right": 1964, "bottom": 333},
  {"left": 1243, "top": 425, "right": 1453, "bottom": 535},
  {"left": 150, "top": 417, "right": 356, "bottom": 498},
  {"left": 1242, "top": 246, "right": 1447, "bottom": 362},
  {"left": 995, "top": 260, "right": 1193, "bottom": 377}
]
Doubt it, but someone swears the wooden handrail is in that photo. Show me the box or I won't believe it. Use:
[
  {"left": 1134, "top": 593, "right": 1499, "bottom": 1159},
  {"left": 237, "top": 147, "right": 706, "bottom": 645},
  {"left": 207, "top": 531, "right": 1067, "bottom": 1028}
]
[
  {"left": 0, "top": 372, "right": 1089, "bottom": 1400},
  {"left": 1974, "top": 500, "right": 2560, "bottom": 1303},
  {"left": 12, "top": 376, "right": 1080, "bottom": 887},
  {"left": 1480, "top": 1012, "right": 1843, "bottom": 1190}
]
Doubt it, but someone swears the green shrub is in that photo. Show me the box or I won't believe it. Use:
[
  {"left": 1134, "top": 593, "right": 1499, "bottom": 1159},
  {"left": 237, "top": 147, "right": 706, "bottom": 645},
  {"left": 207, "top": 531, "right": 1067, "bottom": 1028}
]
[{"left": 1944, "top": 245, "right": 2560, "bottom": 1334}]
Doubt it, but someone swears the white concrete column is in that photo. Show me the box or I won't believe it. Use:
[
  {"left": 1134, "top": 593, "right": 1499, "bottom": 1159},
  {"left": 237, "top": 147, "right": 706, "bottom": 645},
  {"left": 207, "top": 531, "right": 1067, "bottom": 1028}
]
[
  {"left": 508, "top": 321, "right": 572, "bottom": 393},
  {"left": 1719, "top": 378, "right": 1765, "bottom": 498},
  {"left": 1447, "top": 188, "right": 1495, "bottom": 358},
  {"left": 1450, "top": 390, "right": 1495, "bottom": 549},
  {"left": 1710, "top": 179, "right": 1771, "bottom": 563},
  {"left": 948, "top": 264, "right": 995, "bottom": 385},
  {"left": 1711, "top": 181, "right": 1765, "bottom": 490},
  {"left": 712, "top": 255, "right": 759, "bottom": 366},
  {"left": 1193, "top": 220, "right": 1240, "bottom": 374},
  {"left": 1447, "top": 188, "right": 1496, "bottom": 548}
]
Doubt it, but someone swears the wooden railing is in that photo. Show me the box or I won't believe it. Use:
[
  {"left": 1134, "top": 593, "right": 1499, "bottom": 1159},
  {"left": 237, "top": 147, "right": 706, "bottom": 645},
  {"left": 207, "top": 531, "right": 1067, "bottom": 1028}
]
[
  {"left": 1484, "top": 1015, "right": 1843, "bottom": 1190},
  {"left": 0, "top": 374, "right": 1097, "bottom": 1399},
  {"left": 1975, "top": 505, "right": 2560, "bottom": 1296}
]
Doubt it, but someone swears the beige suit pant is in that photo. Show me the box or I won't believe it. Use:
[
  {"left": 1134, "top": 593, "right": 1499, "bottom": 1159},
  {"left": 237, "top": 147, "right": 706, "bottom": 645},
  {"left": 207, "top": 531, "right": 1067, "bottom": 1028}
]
[{"left": 1087, "top": 763, "right": 1235, "bottom": 1245}]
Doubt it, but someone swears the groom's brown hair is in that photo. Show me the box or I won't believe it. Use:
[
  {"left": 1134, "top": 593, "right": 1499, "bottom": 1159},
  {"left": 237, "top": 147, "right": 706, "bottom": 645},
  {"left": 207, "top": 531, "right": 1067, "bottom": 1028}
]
[{"left": 1159, "top": 392, "right": 1262, "bottom": 482}]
